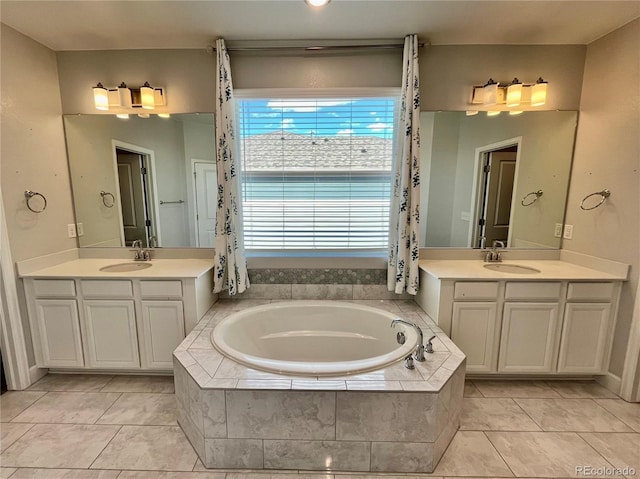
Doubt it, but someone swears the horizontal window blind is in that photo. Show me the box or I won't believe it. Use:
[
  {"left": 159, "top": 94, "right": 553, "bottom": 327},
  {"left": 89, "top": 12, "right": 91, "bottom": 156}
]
[{"left": 238, "top": 97, "right": 396, "bottom": 250}]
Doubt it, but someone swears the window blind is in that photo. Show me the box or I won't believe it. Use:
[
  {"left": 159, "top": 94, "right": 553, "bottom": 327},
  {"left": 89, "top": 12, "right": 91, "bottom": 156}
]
[{"left": 237, "top": 96, "right": 397, "bottom": 250}]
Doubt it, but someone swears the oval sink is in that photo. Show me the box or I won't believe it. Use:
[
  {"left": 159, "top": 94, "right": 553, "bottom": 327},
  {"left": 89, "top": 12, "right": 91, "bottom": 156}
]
[
  {"left": 99, "top": 262, "right": 152, "bottom": 273},
  {"left": 483, "top": 263, "right": 541, "bottom": 274}
]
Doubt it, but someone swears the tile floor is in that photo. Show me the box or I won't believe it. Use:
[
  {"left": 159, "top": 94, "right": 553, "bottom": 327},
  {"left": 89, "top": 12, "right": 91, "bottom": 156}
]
[{"left": 0, "top": 374, "right": 638, "bottom": 479}]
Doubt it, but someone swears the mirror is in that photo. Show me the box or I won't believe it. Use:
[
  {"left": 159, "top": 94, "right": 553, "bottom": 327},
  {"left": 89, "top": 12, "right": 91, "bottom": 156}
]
[
  {"left": 420, "top": 111, "right": 577, "bottom": 249},
  {"left": 64, "top": 113, "right": 216, "bottom": 248}
]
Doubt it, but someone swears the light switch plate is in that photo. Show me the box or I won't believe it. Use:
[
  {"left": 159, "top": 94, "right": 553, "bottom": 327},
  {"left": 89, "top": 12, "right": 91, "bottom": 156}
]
[
  {"left": 554, "top": 223, "right": 563, "bottom": 238},
  {"left": 563, "top": 224, "right": 573, "bottom": 239},
  {"left": 67, "top": 223, "right": 77, "bottom": 238},
  {"left": 76, "top": 223, "right": 84, "bottom": 237}
]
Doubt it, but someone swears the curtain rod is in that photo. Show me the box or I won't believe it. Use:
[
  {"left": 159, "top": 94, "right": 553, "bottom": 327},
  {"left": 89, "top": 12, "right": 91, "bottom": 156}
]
[{"left": 207, "top": 42, "right": 426, "bottom": 53}]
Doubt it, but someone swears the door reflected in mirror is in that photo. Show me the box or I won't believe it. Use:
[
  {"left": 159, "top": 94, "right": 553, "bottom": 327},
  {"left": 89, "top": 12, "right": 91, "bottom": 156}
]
[
  {"left": 64, "top": 113, "right": 216, "bottom": 248},
  {"left": 420, "top": 111, "right": 577, "bottom": 249}
]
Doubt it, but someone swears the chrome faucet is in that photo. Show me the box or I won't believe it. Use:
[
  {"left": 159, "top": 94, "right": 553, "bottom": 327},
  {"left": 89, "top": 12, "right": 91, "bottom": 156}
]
[
  {"left": 484, "top": 240, "right": 505, "bottom": 263},
  {"left": 391, "top": 319, "right": 425, "bottom": 362},
  {"left": 131, "top": 239, "right": 150, "bottom": 261}
]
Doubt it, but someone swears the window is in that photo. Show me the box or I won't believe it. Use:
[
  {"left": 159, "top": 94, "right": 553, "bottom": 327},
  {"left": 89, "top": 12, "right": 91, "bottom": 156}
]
[{"left": 237, "top": 93, "right": 397, "bottom": 250}]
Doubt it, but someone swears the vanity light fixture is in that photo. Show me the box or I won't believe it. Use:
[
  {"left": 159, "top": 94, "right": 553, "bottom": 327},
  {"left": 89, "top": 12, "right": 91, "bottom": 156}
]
[
  {"left": 92, "top": 83, "right": 109, "bottom": 111},
  {"left": 483, "top": 78, "right": 499, "bottom": 106},
  {"left": 531, "top": 77, "right": 548, "bottom": 106},
  {"left": 91, "top": 82, "right": 165, "bottom": 111},
  {"left": 506, "top": 78, "right": 522, "bottom": 107}
]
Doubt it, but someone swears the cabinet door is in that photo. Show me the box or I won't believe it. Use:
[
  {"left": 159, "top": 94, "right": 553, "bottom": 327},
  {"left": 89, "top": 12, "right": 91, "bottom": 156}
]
[
  {"left": 558, "top": 303, "right": 612, "bottom": 374},
  {"left": 140, "top": 301, "right": 185, "bottom": 369},
  {"left": 35, "top": 299, "right": 84, "bottom": 367},
  {"left": 83, "top": 300, "right": 139, "bottom": 369},
  {"left": 451, "top": 302, "right": 498, "bottom": 373},
  {"left": 498, "top": 303, "right": 559, "bottom": 373}
]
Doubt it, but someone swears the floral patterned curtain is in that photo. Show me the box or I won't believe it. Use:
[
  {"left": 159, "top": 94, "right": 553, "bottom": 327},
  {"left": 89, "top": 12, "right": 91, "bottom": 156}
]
[
  {"left": 388, "top": 34, "right": 421, "bottom": 295},
  {"left": 213, "top": 38, "right": 249, "bottom": 295}
]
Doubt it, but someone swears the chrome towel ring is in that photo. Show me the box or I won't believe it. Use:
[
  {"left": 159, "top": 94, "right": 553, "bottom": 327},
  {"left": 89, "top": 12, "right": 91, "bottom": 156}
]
[
  {"left": 580, "top": 189, "right": 610, "bottom": 210},
  {"left": 24, "top": 190, "right": 47, "bottom": 213},
  {"left": 521, "top": 190, "right": 543, "bottom": 207},
  {"left": 100, "top": 191, "right": 115, "bottom": 208}
]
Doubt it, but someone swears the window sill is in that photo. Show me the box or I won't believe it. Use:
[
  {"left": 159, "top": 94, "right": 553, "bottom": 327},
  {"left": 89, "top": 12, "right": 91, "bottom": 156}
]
[{"left": 245, "top": 250, "right": 388, "bottom": 269}]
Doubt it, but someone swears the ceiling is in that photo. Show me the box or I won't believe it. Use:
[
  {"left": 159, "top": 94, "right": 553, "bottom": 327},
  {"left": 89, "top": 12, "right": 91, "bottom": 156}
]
[{"left": 1, "top": 0, "right": 639, "bottom": 51}]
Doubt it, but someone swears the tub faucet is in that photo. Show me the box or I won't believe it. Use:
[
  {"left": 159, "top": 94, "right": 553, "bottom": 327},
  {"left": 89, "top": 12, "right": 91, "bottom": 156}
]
[{"left": 391, "top": 319, "right": 425, "bottom": 362}]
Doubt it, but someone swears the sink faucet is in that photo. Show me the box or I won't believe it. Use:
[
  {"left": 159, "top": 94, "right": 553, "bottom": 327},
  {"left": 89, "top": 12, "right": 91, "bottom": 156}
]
[
  {"left": 131, "top": 239, "right": 150, "bottom": 261},
  {"left": 484, "top": 240, "right": 505, "bottom": 263},
  {"left": 391, "top": 319, "right": 425, "bottom": 362}
]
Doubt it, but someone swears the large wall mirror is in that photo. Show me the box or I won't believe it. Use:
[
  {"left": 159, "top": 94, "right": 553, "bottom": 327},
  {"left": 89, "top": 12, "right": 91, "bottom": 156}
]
[
  {"left": 421, "top": 111, "right": 577, "bottom": 249},
  {"left": 64, "top": 113, "right": 216, "bottom": 248}
]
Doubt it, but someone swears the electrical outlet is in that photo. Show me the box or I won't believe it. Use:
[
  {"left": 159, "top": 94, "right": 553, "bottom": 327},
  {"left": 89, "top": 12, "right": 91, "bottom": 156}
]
[
  {"left": 76, "top": 223, "right": 84, "bottom": 237},
  {"left": 563, "top": 224, "right": 573, "bottom": 240},
  {"left": 67, "top": 223, "right": 77, "bottom": 238},
  {"left": 554, "top": 223, "right": 563, "bottom": 238}
]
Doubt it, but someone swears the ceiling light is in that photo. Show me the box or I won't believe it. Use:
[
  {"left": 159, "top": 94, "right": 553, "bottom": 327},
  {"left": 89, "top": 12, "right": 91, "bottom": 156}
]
[
  {"left": 93, "top": 83, "right": 109, "bottom": 111},
  {"left": 305, "top": 0, "right": 331, "bottom": 7},
  {"left": 506, "top": 78, "right": 522, "bottom": 107},
  {"left": 531, "top": 77, "right": 548, "bottom": 106}
]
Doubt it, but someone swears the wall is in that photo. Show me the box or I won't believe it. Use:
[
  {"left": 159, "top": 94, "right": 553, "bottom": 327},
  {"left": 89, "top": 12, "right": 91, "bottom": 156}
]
[
  {"left": 0, "top": 25, "right": 77, "bottom": 366},
  {"left": 564, "top": 19, "right": 640, "bottom": 378},
  {"left": 420, "top": 45, "right": 586, "bottom": 111}
]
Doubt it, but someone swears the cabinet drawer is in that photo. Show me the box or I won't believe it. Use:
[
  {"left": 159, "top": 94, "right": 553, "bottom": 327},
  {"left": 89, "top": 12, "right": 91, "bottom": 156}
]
[
  {"left": 140, "top": 280, "right": 182, "bottom": 298},
  {"left": 505, "top": 282, "right": 562, "bottom": 300},
  {"left": 454, "top": 282, "right": 498, "bottom": 300},
  {"left": 81, "top": 280, "right": 133, "bottom": 298},
  {"left": 567, "top": 282, "right": 615, "bottom": 301},
  {"left": 33, "top": 279, "right": 76, "bottom": 297}
]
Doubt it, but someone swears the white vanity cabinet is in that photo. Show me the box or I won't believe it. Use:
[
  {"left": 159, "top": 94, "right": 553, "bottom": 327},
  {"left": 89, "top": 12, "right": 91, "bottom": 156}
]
[
  {"left": 416, "top": 264, "right": 624, "bottom": 376},
  {"left": 24, "top": 267, "right": 215, "bottom": 372}
]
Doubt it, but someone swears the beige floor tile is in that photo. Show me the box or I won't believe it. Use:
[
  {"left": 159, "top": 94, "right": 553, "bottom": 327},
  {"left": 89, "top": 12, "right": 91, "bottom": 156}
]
[
  {"left": 0, "top": 468, "right": 16, "bottom": 479},
  {"left": 464, "top": 381, "right": 483, "bottom": 397},
  {"left": 580, "top": 433, "right": 640, "bottom": 473},
  {"left": 0, "top": 423, "right": 33, "bottom": 452},
  {"left": 117, "top": 472, "right": 227, "bottom": 479},
  {"left": 515, "top": 398, "right": 633, "bottom": 432},
  {"left": 29, "top": 374, "right": 114, "bottom": 392},
  {"left": 97, "top": 393, "right": 177, "bottom": 425},
  {"left": 100, "top": 375, "right": 175, "bottom": 393},
  {"left": 546, "top": 381, "right": 619, "bottom": 399},
  {"left": 472, "top": 380, "right": 561, "bottom": 398},
  {"left": 486, "top": 431, "right": 616, "bottom": 478},
  {"left": 0, "top": 391, "right": 46, "bottom": 422},
  {"left": 460, "top": 398, "right": 542, "bottom": 431},
  {"left": 11, "top": 392, "right": 121, "bottom": 424},
  {"left": 8, "top": 469, "right": 121, "bottom": 478},
  {"left": 432, "top": 431, "right": 513, "bottom": 476},
  {"left": 594, "top": 399, "right": 640, "bottom": 432},
  {"left": 0, "top": 423, "right": 120, "bottom": 468},
  {"left": 91, "top": 425, "right": 197, "bottom": 471}
]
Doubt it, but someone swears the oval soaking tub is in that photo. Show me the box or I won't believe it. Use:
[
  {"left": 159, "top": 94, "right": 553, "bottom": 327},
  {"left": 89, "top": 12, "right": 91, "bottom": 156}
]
[{"left": 211, "top": 301, "right": 419, "bottom": 376}]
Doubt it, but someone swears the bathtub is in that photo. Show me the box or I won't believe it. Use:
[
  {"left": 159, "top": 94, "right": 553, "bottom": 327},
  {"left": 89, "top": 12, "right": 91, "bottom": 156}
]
[{"left": 211, "top": 300, "right": 419, "bottom": 376}]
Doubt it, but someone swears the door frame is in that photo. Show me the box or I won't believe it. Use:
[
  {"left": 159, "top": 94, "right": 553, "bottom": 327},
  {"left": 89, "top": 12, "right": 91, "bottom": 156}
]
[
  {"left": 468, "top": 136, "right": 522, "bottom": 248},
  {"left": 111, "top": 140, "right": 162, "bottom": 247},
  {"left": 191, "top": 159, "right": 216, "bottom": 248}
]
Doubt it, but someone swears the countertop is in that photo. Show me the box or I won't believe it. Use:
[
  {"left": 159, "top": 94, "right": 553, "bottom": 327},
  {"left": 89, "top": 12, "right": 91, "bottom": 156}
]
[
  {"left": 20, "top": 258, "right": 215, "bottom": 279},
  {"left": 419, "top": 259, "right": 627, "bottom": 281}
]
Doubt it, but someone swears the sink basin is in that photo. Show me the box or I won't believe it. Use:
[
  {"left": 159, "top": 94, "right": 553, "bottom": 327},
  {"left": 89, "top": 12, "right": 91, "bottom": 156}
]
[
  {"left": 99, "top": 262, "right": 152, "bottom": 273},
  {"left": 483, "top": 263, "right": 541, "bottom": 274}
]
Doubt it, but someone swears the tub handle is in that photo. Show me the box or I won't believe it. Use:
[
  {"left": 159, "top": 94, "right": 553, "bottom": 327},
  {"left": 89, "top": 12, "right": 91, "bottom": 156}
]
[
  {"left": 396, "top": 331, "right": 406, "bottom": 345},
  {"left": 425, "top": 335, "right": 436, "bottom": 354},
  {"left": 404, "top": 354, "right": 415, "bottom": 370}
]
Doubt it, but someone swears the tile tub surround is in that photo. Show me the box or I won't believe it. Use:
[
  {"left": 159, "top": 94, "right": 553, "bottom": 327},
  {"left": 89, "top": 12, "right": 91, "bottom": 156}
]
[{"left": 173, "top": 300, "right": 465, "bottom": 473}]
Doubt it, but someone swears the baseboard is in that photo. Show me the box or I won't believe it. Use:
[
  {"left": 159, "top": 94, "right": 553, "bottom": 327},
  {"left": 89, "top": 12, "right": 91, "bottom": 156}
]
[
  {"left": 28, "top": 365, "right": 47, "bottom": 387},
  {"left": 596, "top": 372, "right": 622, "bottom": 397}
]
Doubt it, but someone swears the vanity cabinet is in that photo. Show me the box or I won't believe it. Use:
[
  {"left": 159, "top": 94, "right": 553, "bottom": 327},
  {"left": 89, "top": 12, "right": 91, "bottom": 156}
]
[
  {"left": 417, "top": 267, "right": 623, "bottom": 376},
  {"left": 24, "top": 275, "right": 210, "bottom": 372}
]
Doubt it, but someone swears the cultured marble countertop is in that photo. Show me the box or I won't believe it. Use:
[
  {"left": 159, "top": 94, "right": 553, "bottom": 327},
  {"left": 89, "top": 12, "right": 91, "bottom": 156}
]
[
  {"left": 419, "top": 259, "right": 627, "bottom": 281},
  {"left": 19, "top": 258, "right": 214, "bottom": 279}
]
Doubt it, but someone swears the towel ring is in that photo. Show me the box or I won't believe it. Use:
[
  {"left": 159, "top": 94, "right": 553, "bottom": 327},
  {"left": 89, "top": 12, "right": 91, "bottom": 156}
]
[
  {"left": 100, "top": 191, "right": 115, "bottom": 208},
  {"left": 580, "top": 189, "right": 610, "bottom": 211},
  {"left": 24, "top": 190, "right": 47, "bottom": 213},
  {"left": 521, "top": 190, "right": 543, "bottom": 207}
]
